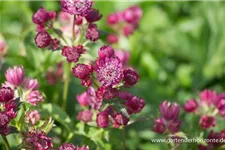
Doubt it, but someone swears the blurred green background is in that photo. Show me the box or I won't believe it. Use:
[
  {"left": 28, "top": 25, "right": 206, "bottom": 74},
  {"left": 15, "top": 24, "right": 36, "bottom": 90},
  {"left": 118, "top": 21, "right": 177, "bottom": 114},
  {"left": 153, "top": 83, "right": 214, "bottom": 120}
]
[{"left": 0, "top": 1, "right": 225, "bottom": 150}]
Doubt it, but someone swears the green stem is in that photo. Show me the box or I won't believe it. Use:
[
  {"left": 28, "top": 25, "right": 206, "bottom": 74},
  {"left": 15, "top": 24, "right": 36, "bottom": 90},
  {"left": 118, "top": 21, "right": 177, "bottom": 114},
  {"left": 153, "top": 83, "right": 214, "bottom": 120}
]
[
  {"left": 62, "top": 62, "right": 71, "bottom": 110},
  {"left": 53, "top": 28, "right": 69, "bottom": 45},
  {"left": 122, "top": 128, "right": 126, "bottom": 150},
  {"left": 72, "top": 15, "right": 76, "bottom": 45},
  {"left": 1, "top": 135, "right": 10, "bottom": 150}
]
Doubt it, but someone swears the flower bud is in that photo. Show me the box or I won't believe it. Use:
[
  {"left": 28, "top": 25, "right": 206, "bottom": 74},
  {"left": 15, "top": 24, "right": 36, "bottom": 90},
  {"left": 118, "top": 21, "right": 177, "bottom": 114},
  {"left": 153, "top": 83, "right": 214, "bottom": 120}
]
[
  {"left": 123, "top": 68, "right": 139, "bottom": 87},
  {"left": 97, "top": 111, "right": 109, "bottom": 128},
  {"left": 107, "top": 34, "right": 118, "bottom": 44},
  {"left": 200, "top": 115, "right": 216, "bottom": 129},
  {"left": 85, "top": 8, "right": 102, "bottom": 23},
  {"left": 86, "top": 24, "right": 99, "bottom": 42},
  {"left": 5, "top": 66, "right": 24, "bottom": 87},
  {"left": 72, "top": 64, "right": 91, "bottom": 80},
  {"left": 98, "top": 45, "right": 114, "bottom": 59},
  {"left": 153, "top": 118, "right": 166, "bottom": 134},
  {"left": 160, "top": 101, "right": 180, "bottom": 121},
  {"left": 35, "top": 31, "right": 52, "bottom": 48},
  {"left": 168, "top": 120, "right": 182, "bottom": 133},
  {"left": 200, "top": 89, "right": 217, "bottom": 106}
]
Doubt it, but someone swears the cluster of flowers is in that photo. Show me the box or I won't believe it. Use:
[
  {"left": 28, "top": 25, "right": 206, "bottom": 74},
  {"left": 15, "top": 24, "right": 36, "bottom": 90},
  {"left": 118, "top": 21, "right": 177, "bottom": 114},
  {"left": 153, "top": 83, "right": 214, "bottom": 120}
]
[
  {"left": 107, "top": 5, "right": 142, "bottom": 44},
  {"left": 153, "top": 101, "right": 181, "bottom": 134},
  {"left": 183, "top": 89, "right": 225, "bottom": 149}
]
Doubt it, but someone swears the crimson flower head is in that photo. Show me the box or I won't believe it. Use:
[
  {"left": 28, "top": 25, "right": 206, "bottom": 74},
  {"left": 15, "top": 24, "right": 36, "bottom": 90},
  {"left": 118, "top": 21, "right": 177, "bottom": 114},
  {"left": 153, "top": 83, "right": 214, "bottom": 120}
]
[
  {"left": 168, "top": 120, "right": 182, "bottom": 133},
  {"left": 35, "top": 31, "right": 52, "bottom": 48},
  {"left": 113, "top": 112, "right": 129, "bottom": 128},
  {"left": 160, "top": 101, "right": 180, "bottom": 121},
  {"left": 23, "top": 78, "right": 39, "bottom": 91},
  {"left": 85, "top": 8, "right": 102, "bottom": 23},
  {"left": 95, "top": 56, "right": 123, "bottom": 87},
  {"left": 96, "top": 86, "right": 118, "bottom": 100},
  {"left": 62, "top": 45, "right": 86, "bottom": 62},
  {"left": 32, "top": 7, "right": 56, "bottom": 25},
  {"left": 60, "top": 0, "right": 93, "bottom": 16},
  {"left": 72, "top": 64, "right": 91, "bottom": 80},
  {"left": 123, "top": 24, "right": 135, "bottom": 37},
  {"left": 153, "top": 118, "right": 166, "bottom": 134},
  {"left": 98, "top": 45, "right": 114, "bottom": 59},
  {"left": 96, "top": 111, "right": 109, "bottom": 128},
  {"left": 86, "top": 24, "right": 99, "bottom": 42},
  {"left": 107, "top": 13, "right": 120, "bottom": 25},
  {"left": 0, "top": 87, "right": 14, "bottom": 103},
  {"left": 215, "top": 92, "right": 225, "bottom": 118},
  {"left": 22, "top": 130, "right": 53, "bottom": 150},
  {"left": 200, "top": 115, "right": 216, "bottom": 129},
  {"left": 77, "top": 110, "right": 93, "bottom": 123},
  {"left": 5, "top": 66, "right": 24, "bottom": 87},
  {"left": 123, "top": 68, "right": 139, "bottom": 87},
  {"left": 0, "top": 112, "right": 10, "bottom": 135},
  {"left": 124, "top": 96, "right": 145, "bottom": 114},
  {"left": 183, "top": 98, "right": 198, "bottom": 113}
]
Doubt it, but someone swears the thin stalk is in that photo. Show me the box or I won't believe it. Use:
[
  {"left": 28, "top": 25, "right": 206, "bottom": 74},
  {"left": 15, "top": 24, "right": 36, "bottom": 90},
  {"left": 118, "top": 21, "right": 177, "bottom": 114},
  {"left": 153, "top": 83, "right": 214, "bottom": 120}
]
[
  {"left": 62, "top": 62, "right": 71, "bottom": 110},
  {"left": 53, "top": 28, "right": 69, "bottom": 45},
  {"left": 72, "top": 15, "right": 76, "bottom": 45},
  {"left": 1, "top": 135, "right": 10, "bottom": 150},
  {"left": 122, "top": 128, "right": 126, "bottom": 150}
]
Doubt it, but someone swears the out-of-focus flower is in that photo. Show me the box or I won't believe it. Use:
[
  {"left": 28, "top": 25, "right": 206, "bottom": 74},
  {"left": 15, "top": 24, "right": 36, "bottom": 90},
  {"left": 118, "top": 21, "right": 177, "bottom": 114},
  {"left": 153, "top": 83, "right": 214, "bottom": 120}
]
[
  {"left": 200, "top": 89, "right": 217, "bottom": 106},
  {"left": 87, "top": 86, "right": 102, "bottom": 110},
  {"left": 58, "top": 143, "right": 76, "bottom": 150},
  {"left": 96, "top": 111, "right": 109, "bottom": 128},
  {"left": 32, "top": 7, "right": 56, "bottom": 25},
  {"left": 72, "top": 64, "right": 91, "bottom": 80},
  {"left": 0, "top": 39, "right": 7, "bottom": 57},
  {"left": 98, "top": 45, "right": 114, "bottom": 59},
  {"left": 96, "top": 86, "right": 118, "bottom": 100},
  {"left": 76, "top": 91, "right": 89, "bottom": 106},
  {"left": 5, "top": 66, "right": 24, "bottom": 87},
  {"left": 114, "top": 50, "right": 130, "bottom": 65},
  {"left": 107, "top": 13, "right": 120, "bottom": 25},
  {"left": 22, "top": 130, "right": 53, "bottom": 150},
  {"left": 200, "top": 115, "right": 216, "bottom": 129},
  {"left": 168, "top": 120, "right": 182, "bottom": 133},
  {"left": 215, "top": 92, "right": 225, "bottom": 118},
  {"left": 160, "top": 101, "right": 180, "bottom": 121},
  {"left": 0, "top": 87, "right": 14, "bottom": 103},
  {"left": 122, "top": 6, "right": 142, "bottom": 26},
  {"left": 107, "top": 34, "right": 118, "bottom": 44},
  {"left": 123, "top": 68, "right": 139, "bottom": 87},
  {"left": 153, "top": 118, "right": 166, "bottom": 134},
  {"left": 26, "top": 110, "right": 40, "bottom": 125},
  {"left": 62, "top": 45, "right": 86, "bottom": 62},
  {"left": 58, "top": 11, "right": 71, "bottom": 24},
  {"left": 112, "top": 112, "right": 129, "bottom": 127},
  {"left": 86, "top": 24, "right": 99, "bottom": 42},
  {"left": 123, "top": 24, "right": 135, "bottom": 37},
  {"left": 95, "top": 56, "right": 123, "bottom": 87},
  {"left": 23, "top": 78, "right": 39, "bottom": 91},
  {"left": 85, "top": 8, "right": 102, "bottom": 23},
  {"left": 35, "top": 31, "right": 52, "bottom": 48},
  {"left": 0, "top": 112, "right": 10, "bottom": 135},
  {"left": 76, "top": 16, "right": 83, "bottom": 25},
  {"left": 183, "top": 98, "right": 198, "bottom": 113},
  {"left": 77, "top": 110, "right": 92, "bottom": 122},
  {"left": 26, "top": 91, "right": 44, "bottom": 106},
  {"left": 49, "top": 38, "right": 60, "bottom": 50},
  {"left": 60, "top": 0, "right": 93, "bottom": 16}
]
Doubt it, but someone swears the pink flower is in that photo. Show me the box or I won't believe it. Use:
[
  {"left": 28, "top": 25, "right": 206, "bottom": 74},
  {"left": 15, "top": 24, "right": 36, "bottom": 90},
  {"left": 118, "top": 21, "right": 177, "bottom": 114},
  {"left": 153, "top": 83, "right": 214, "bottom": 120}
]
[
  {"left": 5, "top": 66, "right": 24, "bottom": 87},
  {"left": 58, "top": 143, "right": 76, "bottom": 150},
  {"left": 4, "top": 100, "right": 17, "bottom": 119},
  {"left": 98, "top": 45, "right": 115, "bottom": 59},
  {"left": 85, "top": 24, "right": 99, "bottom": 42},
  {"left": 35, "top": 31, "right": 52, "bottom": 48},
  {"left": 168, "top": 120, "right": 182, "bottom": 133},
  {"left": 96, "top": 86, "right": 118, "bottom": 100},
  {"left": 81, "top": 77, "right": 92, "bottom": 87},
  {"left": 200, "top": 89, "right": 217, "bottom": 106},
  {"left": 23, "top": 78, "right": 39, "bottom": 91},
  {"left": 118, "top": 91, "right": 133, "bottom": 101},
  {"left": 77, "top": 110, "right": 92, "bottom": 122},
  {"left": 26, "top": 110, "right": 40, "bottom": 125},
  {"left": 22, "top": 130, "right": 53, "bottom": 150},
  {"left": 112, "top": 113, "right": 129, "bottom": 127},
  {"left": 60, "top": 0, "right": 93, "bottom": 16},
  {"left": 215, "top": 92, "right": 225, "bottom": 118},
  {"left": 0, "top": 87, "right": 14, "bottom": 103},
  {"left": 49, "top": 38, "right": 60, "bottom": 50},
  {"left": 153, "top": 118, "right": 166, "bottom": 134},
  {"left": 183, "top": 98, "right": 198, "bottom": 113},
  {"left": 58, "top": 11, "right": 71, "bottom": 24},
  {"left": 76, "top": 16, "right": 83, "bottom": 25},
  {"left": 72, "top": 64, "right": 91, "bottom": 79},
  {"left": 122, "top": 6, "right": 142, "bottom": 26},
  {"left": 124, "top": 96, "right": 145, "bottom": 114},
  {"left": 107, "top": 34, "right": 118, "bottom": 44},
  {"left": 123, "top": 24, "right": 135, "bottom": 37},
  {"left": 95, "top": 56, "right": 123, "bottom": 87},
  {"left": 160, "top": 101, "right": 180, "bottom": 121},
  {"left": 114, "top": 50, "right": 130, "bottom": 65},
  {"left": 107, "top": 13, "right": 120, "bottom": 25},
  {"left": 85, "top": 8, "right": 102, "bottom": 23},
  {"left": 26, "top": 91, "right": 44, "bottom": 106},
  {"left": 86, "top": 87, "right": 102, "bottom": 110},
  {"left": 200, "top": 115, "right": 216, "bottom": 129},
  {"left": 62, "top": 45, "right": 86, "bottom": 62},
  {"left": 76, "top": 91, "right": 89, "bottom": 106},
  {"left": 96, "top": 111, "right": 109, "bottom": 128},
  {"left": 123, "top": 68, "right": 139, "bottom": 87},
  {"left": 32, "top": 7, "right": 56, "bottom": 25},
  {"left": 0, "top": 112, "right": 10, "bottom": 135}
]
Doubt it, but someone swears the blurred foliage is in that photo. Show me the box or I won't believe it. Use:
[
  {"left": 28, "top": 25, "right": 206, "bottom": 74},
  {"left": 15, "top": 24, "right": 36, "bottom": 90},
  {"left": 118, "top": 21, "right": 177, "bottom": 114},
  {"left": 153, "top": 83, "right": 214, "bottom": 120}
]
[{"left": 0, "top": 1, "right": 225, "bottom": 150}]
